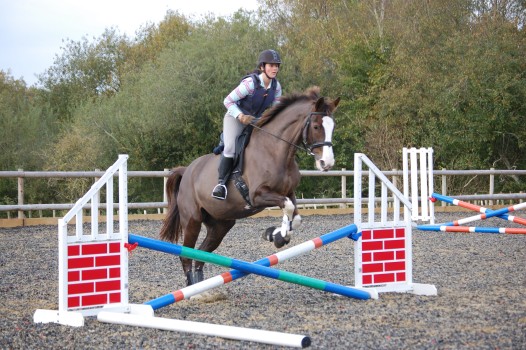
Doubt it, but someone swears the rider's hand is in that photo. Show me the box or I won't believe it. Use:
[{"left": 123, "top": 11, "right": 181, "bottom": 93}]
[{"left": 238, "top": 114, "right": 255, "bottom": 125}]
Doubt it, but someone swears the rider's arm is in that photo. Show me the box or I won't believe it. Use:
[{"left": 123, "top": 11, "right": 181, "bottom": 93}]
[
  {"left": 223, "top": 77, "right": 255, "bottom": 118},
  {"left": 272, "top": 81, "right": 282, "bottom": 106}
]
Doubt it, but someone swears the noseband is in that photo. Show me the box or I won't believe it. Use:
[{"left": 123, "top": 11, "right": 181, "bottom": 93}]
[{"left": 302, "top": 111, "right": 334, "bottom": 156}]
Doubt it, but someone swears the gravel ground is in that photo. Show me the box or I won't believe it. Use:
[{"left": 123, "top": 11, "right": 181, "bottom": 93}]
[{"left": 0, "top": 213, "right": 525, "bottom": 349}]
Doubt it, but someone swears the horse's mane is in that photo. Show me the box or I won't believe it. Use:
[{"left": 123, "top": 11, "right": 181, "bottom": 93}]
[{"left": 256, "top": 86, "right": 321, "bottom": 127}]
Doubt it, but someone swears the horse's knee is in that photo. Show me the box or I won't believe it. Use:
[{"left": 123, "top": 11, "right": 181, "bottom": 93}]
[{"left": 283, "top": 197, "right": 295, "bottom": 216}]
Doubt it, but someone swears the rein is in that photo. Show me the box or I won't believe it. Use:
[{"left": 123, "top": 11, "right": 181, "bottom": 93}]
[{"left": 250, "top": 111, "right": 333, "bottom": 156}]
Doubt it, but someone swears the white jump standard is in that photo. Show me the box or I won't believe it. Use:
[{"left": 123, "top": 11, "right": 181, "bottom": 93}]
[{"left": 353, "top": 148, "right": 437, "bottom": 295}]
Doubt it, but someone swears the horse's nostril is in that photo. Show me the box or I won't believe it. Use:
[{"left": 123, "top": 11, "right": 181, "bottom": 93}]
[{"left": 319, "top": 160, "right": 325, "bottom": 168}]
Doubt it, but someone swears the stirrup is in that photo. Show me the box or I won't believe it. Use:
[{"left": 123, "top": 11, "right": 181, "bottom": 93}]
[{"left": 212, "top": 184, "right": 227, "bottom": 200}]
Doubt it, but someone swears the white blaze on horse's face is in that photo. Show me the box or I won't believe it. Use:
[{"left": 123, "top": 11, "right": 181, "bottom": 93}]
[{"left": 315, "top": 116, "right": 335, "bottom": 171}]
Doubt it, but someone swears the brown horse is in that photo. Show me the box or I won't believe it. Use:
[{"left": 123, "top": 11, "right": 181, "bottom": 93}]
[{"left": 160, "top": 87, "right": 340, "bottom": 285}]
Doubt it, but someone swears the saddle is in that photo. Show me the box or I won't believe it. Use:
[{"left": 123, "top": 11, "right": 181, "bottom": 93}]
[
  {"left": 212, "top": 126, "right": 254, "bottom": 206},
  {"left": 232, "top": 126, "right": 253, "bottom": 172}
]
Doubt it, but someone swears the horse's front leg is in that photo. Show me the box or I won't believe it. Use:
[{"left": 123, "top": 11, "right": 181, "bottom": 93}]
[
  {"left": 272, "top": 197, "right": 296, "bottom": 248},
  {"left": 255, "top": 191, "right": 302, "bottom": 248},
  {"left": 288, "top": 192, "right": 302, "bottom": 231}
]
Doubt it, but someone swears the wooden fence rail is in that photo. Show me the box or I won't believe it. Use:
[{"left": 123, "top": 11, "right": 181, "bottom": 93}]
[{"left": 1, "top": 169, "right": 525, "bottom": 225}]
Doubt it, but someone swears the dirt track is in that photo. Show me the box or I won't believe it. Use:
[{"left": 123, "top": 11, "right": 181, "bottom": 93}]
[{"left": 1, "top": 214, "right": 525, "bottom": 349}]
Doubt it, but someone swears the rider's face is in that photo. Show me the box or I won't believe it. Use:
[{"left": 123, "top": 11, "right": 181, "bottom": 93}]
[{"left": 263, "top": 63, "right": 280, "bottom": 78}]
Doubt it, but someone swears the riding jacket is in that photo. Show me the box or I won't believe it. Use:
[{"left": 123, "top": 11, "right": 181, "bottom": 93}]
[{"left": 224, "top": 73, "right": 282, "bottom": 119}]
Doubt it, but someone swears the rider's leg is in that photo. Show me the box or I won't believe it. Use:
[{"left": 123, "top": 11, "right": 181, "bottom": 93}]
[
  {"left": 212, "top": 155, "right": 234, "bottom": 199},
  {"left": 212, "top": 132, "right": 224, "bottom": 155},
  {"left": 212, "top": 115, "right": 243, "bottom": 200}
]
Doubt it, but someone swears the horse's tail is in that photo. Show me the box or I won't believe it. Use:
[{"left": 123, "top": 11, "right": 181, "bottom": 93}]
[{"left": 160, "top": 166, "right": 186, "bottom": 243}]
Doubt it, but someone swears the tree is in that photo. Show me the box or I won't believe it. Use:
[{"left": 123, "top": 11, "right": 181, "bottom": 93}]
[
  {"left": 38, "top": 28, "right": 131, "bottom": 121},
  {"left": 43, "top": 10, "right": 279, "bottom": 203},
  {"left": 0, "top": 71, "right": 59, "bottom": 207},
  {"left": 353, "top": 0, "right": 526, "bottom": 193},
  {"left": 0, "top": 71, "right": 55, "bottom": 171},
  {"left": 124, "top": 10, "right": 191, "bottom": 74}
]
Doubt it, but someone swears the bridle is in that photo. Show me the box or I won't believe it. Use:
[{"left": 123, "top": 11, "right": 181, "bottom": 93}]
[
  {"left": 249, "top": 110, "right": 334, "bottom": 157},
  {"left": 301, "top": 111, "right": 334, "bottom": 156}
]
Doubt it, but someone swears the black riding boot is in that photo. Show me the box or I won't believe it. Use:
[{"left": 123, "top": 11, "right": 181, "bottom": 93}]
[{"left": 212, "top": 156, "right": 234, "bottom": 200}]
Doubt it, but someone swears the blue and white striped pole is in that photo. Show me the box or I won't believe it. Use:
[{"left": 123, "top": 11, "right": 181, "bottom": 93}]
[{"left": 145, "top": 225, "right": 371, "bottom": 309}]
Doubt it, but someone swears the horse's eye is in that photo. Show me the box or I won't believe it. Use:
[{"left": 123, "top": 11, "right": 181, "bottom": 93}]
[{"left": 313, "top": 125, "right": 319, "bottom": 130}]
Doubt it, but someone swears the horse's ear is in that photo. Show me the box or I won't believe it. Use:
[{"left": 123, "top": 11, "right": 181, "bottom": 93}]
[
  {"left": 315, "top": 97, "right": 325, "bottom": 111},
  {"left": 306, "top": 86, "right": 321, "bottom": 99},
  {"left": 333, "top": 97, "right": 340, "bottom": 108}
]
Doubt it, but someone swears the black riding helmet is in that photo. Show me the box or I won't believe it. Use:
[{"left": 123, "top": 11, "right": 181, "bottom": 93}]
[{"left": 257, "top": 49, "right": 282, "bottom": 69}]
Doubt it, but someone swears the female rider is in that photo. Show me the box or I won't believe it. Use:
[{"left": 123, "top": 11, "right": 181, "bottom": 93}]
[{"left": 212, "top": 49, "right": 283, "bottom": 200}]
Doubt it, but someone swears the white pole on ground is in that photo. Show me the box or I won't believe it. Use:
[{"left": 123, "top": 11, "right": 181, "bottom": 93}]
[{"left": 97, "top": 311, "right": 311, "bottom": 348}]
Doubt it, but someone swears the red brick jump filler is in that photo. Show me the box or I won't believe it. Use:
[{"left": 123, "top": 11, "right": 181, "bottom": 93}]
[
  {"left": 66, "top": 241, "right": 123, "bottom": 309},
  {"left": 360, "top": 228, "right": 408, "bottom": 286}
]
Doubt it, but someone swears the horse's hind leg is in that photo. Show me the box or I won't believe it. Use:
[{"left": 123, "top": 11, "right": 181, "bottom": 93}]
[
  {"left": 193, "top": 219, "right": 236, "bottom": 283},
  {"left": 180, "top": 218, "right": 204, "bottom": 286}
]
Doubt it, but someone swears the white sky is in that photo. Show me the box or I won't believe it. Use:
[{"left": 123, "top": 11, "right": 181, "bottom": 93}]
[{"left": 0, "top": 0, "right": 259, "bottom": 86}]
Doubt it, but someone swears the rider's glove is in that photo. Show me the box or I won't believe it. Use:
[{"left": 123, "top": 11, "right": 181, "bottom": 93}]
[{"left": 238, "top": 114, "right": 255, "bottom": 125}]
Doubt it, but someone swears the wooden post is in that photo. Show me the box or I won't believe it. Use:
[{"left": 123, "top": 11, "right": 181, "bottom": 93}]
[
  {"left": 163, "top": 169, "right": 169, "bottom": 214},
  {"left": 489, "top": 168, "right": 494, "bottom": 206},
  {"left": 18, "top": 169, "right": 24, "bottom": 219},
  {"left": 441, "top": 168, "right": 447, "bottom": 207},
  {"left": 340, "top": 168, "right": 346, "bottom": 208}
]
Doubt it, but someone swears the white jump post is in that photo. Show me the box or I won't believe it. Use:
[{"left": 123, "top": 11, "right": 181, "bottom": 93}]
[
  {"left": 353, "top": 148, "right": 437, "bottom": 295},
  {"left": 403, "top": 147, "right": 435, "bottom": 224},
  {"left": 33, "top": 155, "right": 146, "bottom": 327}
]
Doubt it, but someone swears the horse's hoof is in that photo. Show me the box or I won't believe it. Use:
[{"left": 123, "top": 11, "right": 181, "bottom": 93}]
[
  {"left": 186, "top": 271, "right": 195, "bottom": 286},
  {"left": 273, "top": 233, "right": 290, "bottom": 248},
  {"left": 194, "top": 270, "right": 204, "bottom": 283},
  {"left": 262, "top": 227, "right": 276, "bottom": 242}
]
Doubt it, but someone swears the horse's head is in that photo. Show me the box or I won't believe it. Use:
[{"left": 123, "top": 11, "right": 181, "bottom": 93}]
[
  {"left": 303, "top": 95, "right": 340, "bottom": 171},
  {"left": 256, "top": 87, "right": 340, "bottom": 171}
]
